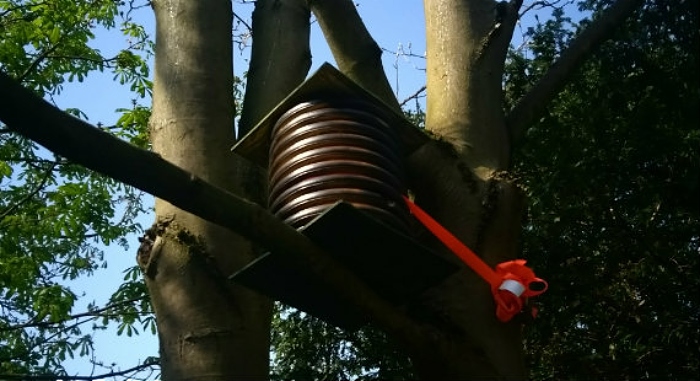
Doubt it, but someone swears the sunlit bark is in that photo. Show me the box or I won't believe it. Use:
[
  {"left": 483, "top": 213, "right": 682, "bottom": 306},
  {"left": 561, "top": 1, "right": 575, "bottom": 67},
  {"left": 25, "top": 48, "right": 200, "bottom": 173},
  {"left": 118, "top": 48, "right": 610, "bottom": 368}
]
[{"left": 146, "top": 0, "right": 271, "bottom": 378}]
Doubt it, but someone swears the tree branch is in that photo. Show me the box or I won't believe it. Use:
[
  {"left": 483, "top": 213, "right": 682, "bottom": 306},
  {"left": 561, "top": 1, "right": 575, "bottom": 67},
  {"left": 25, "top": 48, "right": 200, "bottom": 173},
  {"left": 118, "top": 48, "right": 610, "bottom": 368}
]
[
  {"left": 237, "top": 0, "right": 311, "bottom": 137},
  {"left": 310, "top": 0, "right": 400, "bottom": 111},
  {"left": 233, "top": 11, "right": 252, "bottom": 33},
  {"left": 0, "top": 297, "right": 145, "bottom": 332},
  {"left": 399, "top": 85, "right": 426, "bottom": 108},
  {"left": 0, "top": 359, "right": 158, "bottom": 381},
  {"left": 0, "top": 161, "right": 56, "bottom": 219},
  {"left": 19, "top": 43, "right": 62, "bottom": 83},
  {"left": 0, "top": 71, "right": 446, "bottom": 360},
  {"left": 506, "top": 0, "right": 644, "bottom": 147},
  {"left": 518, "top": 0, "right": 575, "bottom": 19}
]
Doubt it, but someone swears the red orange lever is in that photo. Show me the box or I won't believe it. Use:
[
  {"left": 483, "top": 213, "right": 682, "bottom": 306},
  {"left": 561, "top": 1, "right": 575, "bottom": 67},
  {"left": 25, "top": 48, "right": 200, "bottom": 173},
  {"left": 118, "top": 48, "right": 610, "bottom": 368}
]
[{"left": 403, "top": 196, "right": 548, "bottom": 322}]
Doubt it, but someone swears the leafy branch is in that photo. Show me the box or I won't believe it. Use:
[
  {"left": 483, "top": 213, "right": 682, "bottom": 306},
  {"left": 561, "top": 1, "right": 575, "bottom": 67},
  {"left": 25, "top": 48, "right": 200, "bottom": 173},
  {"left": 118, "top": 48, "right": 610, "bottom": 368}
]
[
  {"left": 0, "top": 297, "right": 145, "bottom": 332},
  {"left": 0, "top": 161, "right": 57, "bottom": 220},
  {"left": 19, "top": 43, "right": 62, "bottom": 83},
  {"left": 506, "top": 0, "right": 644, "bottom": 146},
  {"left": 518, "top": 0, "right": 577, "bottom": 19},
  {"left": 0, "top": 358, "right": 159, "bottom": 381},
  {"left": 0, "top": 0, "right": 50, "bottom": 19}
]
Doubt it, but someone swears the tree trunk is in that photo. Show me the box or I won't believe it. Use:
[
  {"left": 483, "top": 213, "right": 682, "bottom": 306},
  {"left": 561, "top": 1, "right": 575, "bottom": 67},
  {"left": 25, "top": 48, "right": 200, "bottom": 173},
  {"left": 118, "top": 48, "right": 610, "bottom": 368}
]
[
  {"left": 402, "top": 0, "right": 528, "bottom": 378},
  {"left": 141, "top": 0, "right": 271, "bottom": 379}
]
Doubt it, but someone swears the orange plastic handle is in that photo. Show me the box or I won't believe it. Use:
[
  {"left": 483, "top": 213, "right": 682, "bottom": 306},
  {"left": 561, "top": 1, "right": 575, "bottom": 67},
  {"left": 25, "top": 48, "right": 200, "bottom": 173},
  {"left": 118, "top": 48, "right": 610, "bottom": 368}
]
[
  {"left": 403, "top": 196, "right": 501, "bottom": 287},
  {"left": 403, "top": 196, "right": 548, "bottom": 322}
]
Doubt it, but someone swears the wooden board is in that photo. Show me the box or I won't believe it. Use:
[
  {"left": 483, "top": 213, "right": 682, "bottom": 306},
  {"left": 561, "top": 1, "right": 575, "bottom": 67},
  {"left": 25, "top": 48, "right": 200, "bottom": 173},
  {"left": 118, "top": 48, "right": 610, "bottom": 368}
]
[{"left": 229, "top": 201, "right": 458, "bottom": 330}]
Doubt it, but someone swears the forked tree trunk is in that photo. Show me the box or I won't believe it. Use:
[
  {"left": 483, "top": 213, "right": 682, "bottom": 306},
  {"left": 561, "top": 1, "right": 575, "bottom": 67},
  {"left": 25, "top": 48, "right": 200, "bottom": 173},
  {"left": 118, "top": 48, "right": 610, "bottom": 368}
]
[
  {"left": 141, "top": 0, "right": 311, "bottom": 379},
  {"left": 140, "top": 0, "right": 272, "bottom": 379},
  {"left": 404, "top": 0, "right": 528, "bottom": 378}
]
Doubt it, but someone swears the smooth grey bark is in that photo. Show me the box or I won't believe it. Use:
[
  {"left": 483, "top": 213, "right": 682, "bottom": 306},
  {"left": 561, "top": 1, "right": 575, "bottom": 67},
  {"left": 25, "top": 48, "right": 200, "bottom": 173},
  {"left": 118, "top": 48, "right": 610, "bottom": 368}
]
[
  {"left": 238, "top": 0, "right": 312, "bottom": 138},
  {"left": 412, "top": 1, "right": 528, "bottom": 378},
  {"left": 146, "top": 0, "right": 271, "bottom": 379},
  {"left": 310, "top": 0, "right": 400, "bottom": 112},
  {"left": 423, "top": 0, "right": 512, "bottom": 171}
]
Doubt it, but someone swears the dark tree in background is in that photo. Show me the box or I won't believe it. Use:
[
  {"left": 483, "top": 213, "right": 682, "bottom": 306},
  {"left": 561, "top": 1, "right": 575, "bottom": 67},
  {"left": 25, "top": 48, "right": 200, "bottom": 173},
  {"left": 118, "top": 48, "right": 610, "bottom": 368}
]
[{"left": 514, "top": 1, "right": 699, "bottom": 379}]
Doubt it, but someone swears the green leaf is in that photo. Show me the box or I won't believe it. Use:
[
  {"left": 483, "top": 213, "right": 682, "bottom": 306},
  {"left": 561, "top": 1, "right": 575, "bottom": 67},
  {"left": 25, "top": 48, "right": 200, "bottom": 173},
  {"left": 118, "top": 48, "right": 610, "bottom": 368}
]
[{"left": 48, "top": 26, "right": 61, "bottom": 44}]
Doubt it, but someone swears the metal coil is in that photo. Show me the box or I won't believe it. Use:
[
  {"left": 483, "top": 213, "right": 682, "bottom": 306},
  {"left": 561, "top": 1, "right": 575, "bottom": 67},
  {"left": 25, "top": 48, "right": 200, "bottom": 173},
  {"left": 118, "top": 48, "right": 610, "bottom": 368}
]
[{"left": 268, "top": 99, "right": 410, "bottom": 232}]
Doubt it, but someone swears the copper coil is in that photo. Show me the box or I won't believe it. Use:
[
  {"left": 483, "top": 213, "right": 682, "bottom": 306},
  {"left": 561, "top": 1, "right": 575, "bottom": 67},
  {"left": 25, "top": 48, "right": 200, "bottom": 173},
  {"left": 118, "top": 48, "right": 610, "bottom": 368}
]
[{"left": 268, "top": 99, "right": 409, "bottom": 231}]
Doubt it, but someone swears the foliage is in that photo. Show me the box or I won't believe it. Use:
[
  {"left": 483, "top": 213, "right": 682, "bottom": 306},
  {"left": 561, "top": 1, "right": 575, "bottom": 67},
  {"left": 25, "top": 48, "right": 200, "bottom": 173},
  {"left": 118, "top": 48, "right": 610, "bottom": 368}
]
[
  {"left": 0, "top": 0, "right": 154, "bottom": 377},
  {"left": 509, "top": 0, "right": 699, "bottom": 379},
  {"left": 270, "top": 303, "right": 415, "bottom": 381}
]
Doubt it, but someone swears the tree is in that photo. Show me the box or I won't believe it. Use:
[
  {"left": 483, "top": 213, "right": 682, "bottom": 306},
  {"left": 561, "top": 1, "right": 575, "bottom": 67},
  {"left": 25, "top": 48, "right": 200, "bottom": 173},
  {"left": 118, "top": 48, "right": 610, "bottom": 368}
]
[
  {"left": 514, "top": 1, "right": 699, "bottom": 379},
  {"left": 3, "top": 0, "right": 695, "bottom": 379}
]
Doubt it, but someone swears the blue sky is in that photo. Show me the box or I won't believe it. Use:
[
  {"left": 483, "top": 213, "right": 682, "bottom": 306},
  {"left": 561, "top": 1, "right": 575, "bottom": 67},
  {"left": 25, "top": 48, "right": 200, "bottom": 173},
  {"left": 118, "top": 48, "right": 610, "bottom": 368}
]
[{"left": 53, "top": 1, "right": 430, "bottom": 378}]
